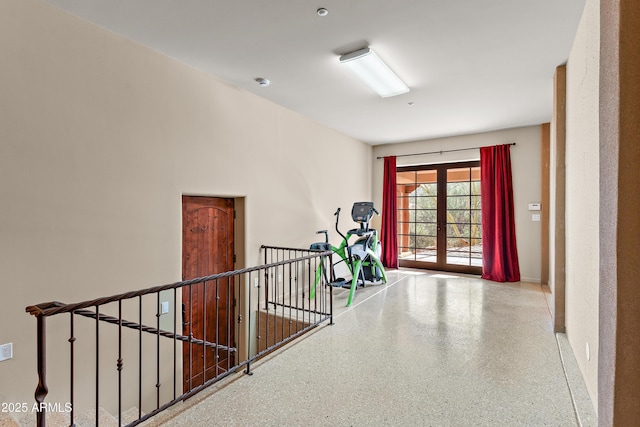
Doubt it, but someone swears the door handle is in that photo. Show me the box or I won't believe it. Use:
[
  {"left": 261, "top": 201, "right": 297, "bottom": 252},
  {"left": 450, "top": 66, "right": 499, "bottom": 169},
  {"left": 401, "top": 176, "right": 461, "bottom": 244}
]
[{"left": 182, "top": 303, "right": 190, "bottom": 331}]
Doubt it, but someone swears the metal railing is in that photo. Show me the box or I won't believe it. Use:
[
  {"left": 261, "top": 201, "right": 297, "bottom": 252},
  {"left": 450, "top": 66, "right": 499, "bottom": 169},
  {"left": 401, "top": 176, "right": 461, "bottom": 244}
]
[{"left": 25, "top": 246, "right": 333, "bottom": 427}]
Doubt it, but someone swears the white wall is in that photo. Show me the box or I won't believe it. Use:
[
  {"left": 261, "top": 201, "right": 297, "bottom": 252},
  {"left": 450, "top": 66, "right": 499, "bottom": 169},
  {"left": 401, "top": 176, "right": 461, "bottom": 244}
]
[
  {"left": 372, "top": 126, "right": 542, "bottom": 283},
  {"left": 564, "top": 0, "right": 600, "bottom": 410},
  {"left": 0, "top": 0, "right": 371, "bottom": 408}
]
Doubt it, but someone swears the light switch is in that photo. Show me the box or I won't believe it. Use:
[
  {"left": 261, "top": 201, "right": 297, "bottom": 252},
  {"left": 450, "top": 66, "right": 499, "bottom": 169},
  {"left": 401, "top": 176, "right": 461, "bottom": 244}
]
[
  {"left": 528, "top": 203, "right": 541, "bottom": 211},
  {"left": 532, "top": 214, "right": 541, "bottom": 222},
  {"left": 0, "top": 343, "right": 12, "bottom": 362},
  {"left": 160, "top": 301, "right": 169, "bottom": 315}
]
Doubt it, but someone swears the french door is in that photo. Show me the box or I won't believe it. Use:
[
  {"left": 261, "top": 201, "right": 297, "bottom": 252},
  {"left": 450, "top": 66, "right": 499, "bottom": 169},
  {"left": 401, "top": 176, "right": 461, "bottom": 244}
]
[{"left": 397, "top": 161, "right": 482, "bottom": 274}]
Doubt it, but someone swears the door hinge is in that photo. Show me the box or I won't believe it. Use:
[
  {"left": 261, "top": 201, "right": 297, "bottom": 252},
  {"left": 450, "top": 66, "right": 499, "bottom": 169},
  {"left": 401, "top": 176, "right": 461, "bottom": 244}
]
[
  {"left": 233, "top": 210, "right": 236, "bottom": 219},
  {"left": 233, "top": 254, "right": 237, "bottom": 263}
]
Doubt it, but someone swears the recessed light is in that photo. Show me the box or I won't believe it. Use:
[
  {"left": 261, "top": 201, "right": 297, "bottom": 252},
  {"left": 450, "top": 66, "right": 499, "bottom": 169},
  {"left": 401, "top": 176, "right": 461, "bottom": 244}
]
[
  {"left": 317, "top": 8, "right": 328, "bottom": 17},
  {"left": 255, "top": 78, "right": 270, "bottom": 87}
]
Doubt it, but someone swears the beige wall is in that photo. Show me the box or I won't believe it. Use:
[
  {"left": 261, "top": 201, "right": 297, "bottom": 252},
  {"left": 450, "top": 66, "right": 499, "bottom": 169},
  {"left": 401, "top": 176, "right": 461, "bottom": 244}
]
[
  {"left": 0, "top": 0, "right": 611, "bottom": 422},
  {"left": 564, "top": 0, "right": 600, "bottom": 410},
  {"left": 0, "top": 0, "right": 371, "bottom": 408},
  {"left": 372, "top": 126, "right": 543, "bottom": 283}
]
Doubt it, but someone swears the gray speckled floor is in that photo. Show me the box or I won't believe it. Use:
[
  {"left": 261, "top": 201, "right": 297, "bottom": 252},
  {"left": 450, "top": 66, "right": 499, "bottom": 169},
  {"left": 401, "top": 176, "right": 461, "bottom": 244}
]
[{"left": 150, "top": 270, "right": 595, "bottom": 427}]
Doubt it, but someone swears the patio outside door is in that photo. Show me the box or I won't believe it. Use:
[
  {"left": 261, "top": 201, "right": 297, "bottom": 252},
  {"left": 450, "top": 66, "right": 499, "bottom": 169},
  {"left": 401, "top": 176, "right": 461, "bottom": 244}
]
[{"left": 397, "top": 161, "right": 482, "bottom": 275}]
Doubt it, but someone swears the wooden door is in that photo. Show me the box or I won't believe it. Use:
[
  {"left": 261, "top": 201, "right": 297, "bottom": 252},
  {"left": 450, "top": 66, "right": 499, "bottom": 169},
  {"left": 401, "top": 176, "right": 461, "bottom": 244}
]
[{"left": 182, "top": 196, "right": 235, "bottom": 393}]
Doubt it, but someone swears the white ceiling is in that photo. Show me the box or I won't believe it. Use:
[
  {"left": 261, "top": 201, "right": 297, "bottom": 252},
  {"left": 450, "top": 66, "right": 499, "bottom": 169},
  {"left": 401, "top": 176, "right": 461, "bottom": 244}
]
[{"left": 42, "top": 0, "right": 586, "bottom": 145}]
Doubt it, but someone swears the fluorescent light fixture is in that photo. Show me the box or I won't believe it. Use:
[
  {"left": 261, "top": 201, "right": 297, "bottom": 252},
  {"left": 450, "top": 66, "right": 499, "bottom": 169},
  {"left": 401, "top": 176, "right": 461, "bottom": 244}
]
[{"left": 339, "top": 47, "right": 409, "bottom": 98}]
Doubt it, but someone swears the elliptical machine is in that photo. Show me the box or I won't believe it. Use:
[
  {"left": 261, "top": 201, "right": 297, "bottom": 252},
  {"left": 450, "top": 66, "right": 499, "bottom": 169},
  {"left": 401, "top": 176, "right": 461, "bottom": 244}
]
[{"left": 311, "top": 202, "right": 387, "bottom": 307}]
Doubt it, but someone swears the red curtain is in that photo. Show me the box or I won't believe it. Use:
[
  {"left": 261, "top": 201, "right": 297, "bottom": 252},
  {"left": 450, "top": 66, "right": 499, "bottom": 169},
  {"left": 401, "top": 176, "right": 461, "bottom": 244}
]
[
  {"left": 480, "top": 145, "right": 520, "bottom": 282},
  {"left": 381, "top": 156, "right": 398, "bottom": 268}
]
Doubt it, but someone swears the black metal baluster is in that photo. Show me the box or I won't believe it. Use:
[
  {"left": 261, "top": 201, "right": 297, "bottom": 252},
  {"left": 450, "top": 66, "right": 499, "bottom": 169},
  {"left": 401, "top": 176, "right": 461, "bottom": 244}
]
[
  {"left": 281, "top": 262, "right": 285, "bottom": 343},
  {"left": 118, "top": 300, "right": 123, "bottom": 427},
  {"left": 263, "top": 249, "right": 268, "bottom": 311},
  {"left": 323, "top": 254, "right": 329, "bottom": 319},
  {"left": 295, "top": 259, "right": 300, "bottom": 334},
  {"left": 312, "top": 256, "right": 317, "bottom": 323},
  {"left": 95, "top": 305, "right": 99, "bottom": 427},
  {"left": 303, "top": 257, "right": 308, "bottom": 323},
  {"left": 299, "top": 254, "right": 303, "bottom": 329},
  {"left": 293, "top": 256, "right": 298, "bottom": 333},
  {"left": 329, "top": 252, "right": 334, "bottom": 325},
  {"left": 264, "top": 266, "right": 270, "bottom": 351},
  {"left": 202, "top": 280, "right": 207, "bottom": 386},
  {"left": 282, "top": 257, "right": 287, "bottom": 338},
  {"left": 138, "top": 296, "right": 142, "bottom": 419},
  {"left": 245, "top": 271, "right": 253, "bottom": 375},
  {"left": 279, "top": 249, "right": 284, "bottom": 308},
  {"left": 287, "top": 259, "right": 292, "bottom": 338},
  {"left": 304, "top": 258, "right": 312, "bottom": 323},
  {"left": 315, "top": 253, "right": 320, "bottom": 320},
  {"left": 302, "top": 257, "right": 307, "bottom": 324},
  {"left": 188, "top": 283, "right": 193, "bottom": 392},
  {"left": 214, "top": 278, "right": 219, "bottom": 379},
  {"left": 273, "top": 250, "right": 278, "bottom": 308},
  {"left": 313, "top": 256, "right": 318, "bottom": 322},
  {"left": 69, "top": 312, "right": 75, "bottom": 427},
  {"left": 35, "top": 315, "right": 47, "bottom": 427},
  {"left": 173, "top": 288, "right": 177, "bottom": 401},
  {"left": 307, "top": 258, "right": 312, "bottom": 325},
  {"left": 228, "top": 276, "right": 233, "bottom": 373},
  {"left": 156, "top": 292, "right": 161, "bottom": 409},
  {"left": 272, "top": 250, "right": 276, "bottom": 306}
]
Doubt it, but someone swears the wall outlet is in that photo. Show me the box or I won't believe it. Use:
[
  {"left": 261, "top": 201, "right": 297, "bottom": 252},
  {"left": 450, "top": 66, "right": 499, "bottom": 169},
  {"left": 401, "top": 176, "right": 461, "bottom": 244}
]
[
  {"left": 160, "top": 301, "right": 169, "bottom": 315},
  {"left": 0, "top": 343, "right": 13, "bottom": 362},
  {"left": 586, "top": 342, "right": 591, "bottom": 361}
]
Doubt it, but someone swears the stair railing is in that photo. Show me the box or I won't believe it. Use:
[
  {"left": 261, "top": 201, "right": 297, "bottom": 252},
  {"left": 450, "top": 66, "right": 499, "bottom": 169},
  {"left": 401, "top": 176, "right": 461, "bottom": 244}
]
[{"left": 25, "top": 246, "right": 333, "bottom": 427}]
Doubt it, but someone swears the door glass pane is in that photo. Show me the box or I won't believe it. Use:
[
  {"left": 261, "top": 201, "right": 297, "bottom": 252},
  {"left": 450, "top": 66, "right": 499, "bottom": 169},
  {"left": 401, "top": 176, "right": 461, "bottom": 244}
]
[
  {"left": 447, "top": 196, "right": 471, "bottom": 210},
  {"left": 447, "top": 209, "right": 470, "bottom": 223},
  {"left": 447, "top": 181, "right": 470, "bottom": 195},
  {"left": 397, "top": 169, "right": 437, "bottom": 262},
  {"left": 470, "top": 166, "right": 482, "bottom": 267},
  {"left": 416, "top": 209, "right": 437, "bottom": 223},
  {"left": 446, "top": 166, "right": 482, "bottom": 267}
]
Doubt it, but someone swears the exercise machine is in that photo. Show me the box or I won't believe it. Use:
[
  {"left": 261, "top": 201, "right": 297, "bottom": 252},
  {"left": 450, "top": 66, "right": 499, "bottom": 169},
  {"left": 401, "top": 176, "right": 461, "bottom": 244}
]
[{"left": 311, "top": 202, "right": 387, "bottom": 306}]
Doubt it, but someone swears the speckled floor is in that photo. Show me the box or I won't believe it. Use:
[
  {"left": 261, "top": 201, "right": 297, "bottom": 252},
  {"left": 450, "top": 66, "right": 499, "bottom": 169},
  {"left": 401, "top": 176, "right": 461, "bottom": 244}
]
[{"left": 149, "top": 270, "right": 596, "bottom": 427}]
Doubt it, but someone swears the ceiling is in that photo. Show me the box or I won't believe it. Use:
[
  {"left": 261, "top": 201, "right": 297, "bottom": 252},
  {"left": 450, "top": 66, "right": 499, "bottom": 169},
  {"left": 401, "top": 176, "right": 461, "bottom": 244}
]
[{"left": 42, "top": 0, "right": 586, "bottom": 145}]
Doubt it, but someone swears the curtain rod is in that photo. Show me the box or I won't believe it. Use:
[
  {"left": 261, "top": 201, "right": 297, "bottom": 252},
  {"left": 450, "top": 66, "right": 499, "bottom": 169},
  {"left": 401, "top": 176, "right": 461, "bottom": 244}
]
[{"left": 376, "top": 142, "right": 516, "bottom": 160}]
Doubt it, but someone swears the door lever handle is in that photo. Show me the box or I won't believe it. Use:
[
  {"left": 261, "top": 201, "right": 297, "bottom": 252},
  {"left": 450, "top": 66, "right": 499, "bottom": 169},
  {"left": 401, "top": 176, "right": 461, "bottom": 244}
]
[{"left": 182, "top": 303, "right": 190, "bottom": 330}]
